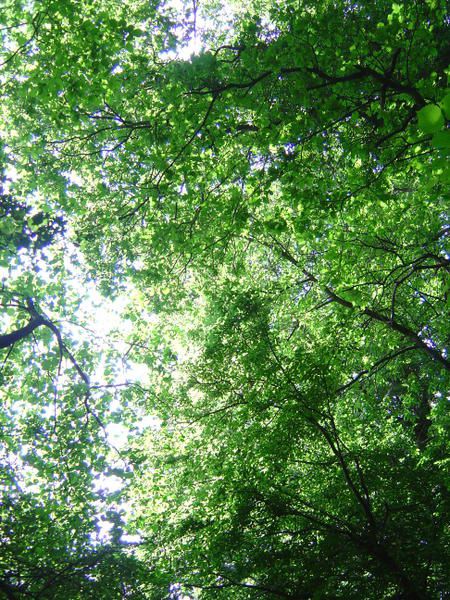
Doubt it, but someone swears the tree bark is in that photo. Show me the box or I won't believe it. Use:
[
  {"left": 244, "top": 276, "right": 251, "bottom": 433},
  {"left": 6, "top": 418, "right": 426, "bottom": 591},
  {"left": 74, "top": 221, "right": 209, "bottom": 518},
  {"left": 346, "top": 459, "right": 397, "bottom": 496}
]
[{"left": 0, "top": 316, "right": 45, "bottom": 349}]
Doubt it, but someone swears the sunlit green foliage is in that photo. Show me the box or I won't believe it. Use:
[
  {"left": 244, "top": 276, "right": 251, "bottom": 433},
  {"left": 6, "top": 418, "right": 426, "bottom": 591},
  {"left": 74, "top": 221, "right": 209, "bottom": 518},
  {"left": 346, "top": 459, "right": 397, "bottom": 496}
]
[{"left": 0, "top": 0, "right": 449, "bottom": 598}]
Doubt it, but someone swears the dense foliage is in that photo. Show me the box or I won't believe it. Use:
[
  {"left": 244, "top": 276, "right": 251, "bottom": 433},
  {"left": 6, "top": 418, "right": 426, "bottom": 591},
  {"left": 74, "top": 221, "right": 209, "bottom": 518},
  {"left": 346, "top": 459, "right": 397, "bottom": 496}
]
[{"left": 0, "top": 0, "right": 449, "bottom": 598}]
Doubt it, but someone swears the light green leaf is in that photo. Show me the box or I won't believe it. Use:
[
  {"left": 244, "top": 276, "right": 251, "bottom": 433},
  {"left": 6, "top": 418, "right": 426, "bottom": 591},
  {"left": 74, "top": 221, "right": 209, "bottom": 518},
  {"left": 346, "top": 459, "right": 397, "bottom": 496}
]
[{"left": 417, "top": 104, "right": 444, "bottom": 133}]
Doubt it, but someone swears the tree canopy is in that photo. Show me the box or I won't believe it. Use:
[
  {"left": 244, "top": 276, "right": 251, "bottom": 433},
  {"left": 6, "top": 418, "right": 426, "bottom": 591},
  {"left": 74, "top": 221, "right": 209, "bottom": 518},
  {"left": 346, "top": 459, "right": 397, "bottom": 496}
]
[{"left": 0, "top": 0, "right": 449, "bottom": 598}]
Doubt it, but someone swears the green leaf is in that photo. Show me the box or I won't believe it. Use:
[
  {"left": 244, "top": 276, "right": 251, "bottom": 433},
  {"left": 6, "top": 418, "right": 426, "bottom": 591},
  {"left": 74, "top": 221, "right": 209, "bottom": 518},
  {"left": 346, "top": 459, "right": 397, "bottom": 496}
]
[
  {"left": 417, "top": 104, "right": 444, "bottom": 133},
  {"left": 432, "top": 130, "right": 450, "bottom": 148},
  {"left": 440, "top": 92, "right": 450, "bottom": 119}
]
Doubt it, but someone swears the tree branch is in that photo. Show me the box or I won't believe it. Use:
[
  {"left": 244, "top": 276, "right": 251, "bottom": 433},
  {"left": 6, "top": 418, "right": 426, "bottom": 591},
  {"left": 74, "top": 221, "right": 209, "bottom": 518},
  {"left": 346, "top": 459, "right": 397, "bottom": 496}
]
[{"left": 0, "top": 315, "right": 46, "bottom": 349}]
